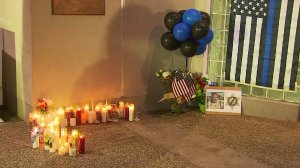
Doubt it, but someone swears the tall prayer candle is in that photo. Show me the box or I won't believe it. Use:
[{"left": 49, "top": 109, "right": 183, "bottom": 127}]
[
  {"left": 72, "top": 129, "right": 79, "bottom": 146},
  {"left": 79, "top": 135, "right": 85, "bottom": 154},
  {"left": 129, "top": 104, "right": 134, "bottom": 122},
  {"left": 95, "top": 104, "right": 101, "bottom": 123},
  {"left": 31, "top": 127, "right": 39, "bottom": 148},
  {"left": 125, "top": 105, "right": 129, "bottom": 120},
  {"left": 119, "top": 101, "right": 125, "bottom": 118},
  {"left": 70, "top": 118, "right": 76, "bottom": 126},
  {"left": 81, "top": 111, "right": 87, "bottom": 124},
  {"left": 101, "top": 107, "right": 107, "bottom": 123},
  {"left": 87, "top": 111, "right": 96, "bottom": 123},
  {"left": 76, "top": 107, "right": 82, "bottom": 125}
]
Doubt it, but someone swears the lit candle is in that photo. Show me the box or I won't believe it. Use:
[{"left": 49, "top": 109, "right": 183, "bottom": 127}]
[
  {"left": 91, "top": 97, "right": 94, "bottom": 111},
  {"left": 129, "top": 104, "right": 135, "bottom": 122},
  {"left": 101, "top": 107, "right": 107, "bottom": 123},
  {"left": 69, "top": 146, "right": 76, "bottom": 156},
  {"left": 58, "top": 146, "right": 66, "bottom": 155},
  {"left": 125, "top": 104, "right": 129, "bottom": 120},
  {"left": 87, "top": 111, "right": 96, "bottom": 123},
  {"left": 81, "top": 110, "right": 87, "bottom": 124},
  {"left": 119, "top": 101, "right": 125, "bottom": 118},
  {"left": 78, "top": 135, "right": 85, "bottom": 154},
  {"left": 70, "top": 118, "right": 76, "bottom": 126},
  {"left": 72, "top": 129, "right": 79, "bottom": 146},
  {"left": 31, "top": 127, "right": 39, "bottom": 148},
  {"left": 49, "top": 128, "right": 56, "bottom": 153},
  {"left": 61, "top": 128, "right": 68, "bottom": 144},
  {"left": 75, "top": 107, "right": 82, "bottom": 125},
  {"left": 95, "top": 104, "right": 101, "bottom": 123},
  {"left": 84, "top": 104, "right": 89, "bottom": 112}
]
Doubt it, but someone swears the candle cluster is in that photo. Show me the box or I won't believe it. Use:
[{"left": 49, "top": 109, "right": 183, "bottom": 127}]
[
  {"left": 29, "top": 99, "right": 137, "bottom": 156},
  {"left": 29, "top": 114, "right": 85, "bottom": 156}
]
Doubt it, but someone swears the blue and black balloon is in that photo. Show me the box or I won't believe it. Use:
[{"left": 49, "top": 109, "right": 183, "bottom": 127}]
[{"left": 161, "top": 8, "right": 214, "bottom": 57}]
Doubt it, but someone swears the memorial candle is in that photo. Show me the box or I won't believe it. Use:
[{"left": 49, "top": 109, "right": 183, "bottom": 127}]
[
  {"left": 129, "top": 104, "right": 135, "bottom": 122},
  {"left": 31, "top": 127, "right": 39, "bottom": 148},
  {"left": 72, "top": 129, "right": 79, "bottom": 146},
  {"left": 75, "top": 107, "right": 82, "bottom": 125},
  {"left": 78, "top": 135, "right": 85, "bottom": 154},
  {"left": 95, "top": 104, "right": 101, "bottom": 123},
  {"left": 119, "top": 101, "right": 125, "bottom": 118},
  {"left": 125, "top": 104, "right": 129, "bottom": 120},
  {"left": 101, "top": 107, "right": 107, "bottom": 123}
]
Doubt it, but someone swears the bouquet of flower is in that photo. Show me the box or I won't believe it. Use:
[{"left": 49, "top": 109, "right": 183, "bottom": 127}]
[
  {"left": 36, "top": 98, "right": 50, "bottom": 115},
  {"left": 194, "top": 73, "right": 209, "bottom": 112}
]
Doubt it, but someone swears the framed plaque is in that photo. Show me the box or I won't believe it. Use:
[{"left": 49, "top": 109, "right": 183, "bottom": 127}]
[{"left": 52, "top": 0, "right": 105, "bottom": 15}]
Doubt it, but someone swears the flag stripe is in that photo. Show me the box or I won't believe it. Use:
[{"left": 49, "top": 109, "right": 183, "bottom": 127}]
[
  {"left": 267, "top": 0, "right": 283, "bottom": 87},
  {"left": 230, "top": 15, "right": 242, "bottom": 81},
  {"left": 284, "top": 0, "right": 300, "bottom": 90},
  {"left": 290, "top": 5, "right": 300, "bottom": 90},
  {"left": 245, "top": 17, "right": 257, "bottom": 83},
  {"left": 240, "top": 16, "right": 253, "bottom": 83},
  {"left": 235, "top": 15, "right": 247, "bottom": 82},
  {"left": 261, "top": 0, "right": 277, "bottom": 86},
  {"left": 272, "top": 0, "right": 288, "bottom": 88},
  {"left": 250, "top": 18, "right": 263, "bottom": 85},
  {"left": 278, "top": 0, "right": 294, "bottom": 89},
  {"left": 225, "top": 14, "right": 236, "bottom": 81}
]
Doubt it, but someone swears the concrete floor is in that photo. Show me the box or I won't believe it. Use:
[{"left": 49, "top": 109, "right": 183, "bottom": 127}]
[{"left": 122, "top": 114, "right": 268, "bottom": 168}]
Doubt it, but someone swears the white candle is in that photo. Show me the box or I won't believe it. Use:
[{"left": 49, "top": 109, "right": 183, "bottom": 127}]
[
  {"left": 84, "top": 104, "right": 89, "bottom": 112},
  {"left": 70, "top": 118, "right": 76, "bottom": 126},
  {"left": 87, "top": 111, "right": 96, "bottom": 123},
  {"left": 31, "top": 127, "right": 39, "bottom": 148},
  {"left": 129, "top": 104, "right": 134, "bottom": 122},
  {"left": 69, "top": 146, "right": 76, "bottom": 156},
  {"left": 58, "top": 146, "right": 66, "bottom": 155},
  {"left": 119, "top": 101, "right": 125, "bottom": 118},
  {"left": 101, "top": 107, "right": 107, "bottom": 123}
]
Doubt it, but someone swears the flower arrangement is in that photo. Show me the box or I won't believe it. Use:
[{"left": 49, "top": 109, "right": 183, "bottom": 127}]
[
  {"left": 155, "top": 69, "right": 194, "bottom": 113},
  {"left": 156, "top": 70, "right": 214, "bottom": 113},
  {"left": 36, "top": 98, "right": 52, "bottom": 115}
]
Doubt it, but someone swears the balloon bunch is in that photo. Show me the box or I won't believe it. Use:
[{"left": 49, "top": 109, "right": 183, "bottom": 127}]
[{"left": 161, "top": 9, "right": 214, "bottom": 57}]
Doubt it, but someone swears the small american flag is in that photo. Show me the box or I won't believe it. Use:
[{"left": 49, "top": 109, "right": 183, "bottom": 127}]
[{"left": 172, "top": 71, "right": 195, "bottom": 102}]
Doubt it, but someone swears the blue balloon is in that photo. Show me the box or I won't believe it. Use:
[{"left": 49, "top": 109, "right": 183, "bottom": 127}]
[
  {"left": 173, "top": 23, "right": 191, "bottom": 41},
  {"left": 197, "top": 29, "right": 214, "bottom": 46},
  {"left": 196, "top": 45, "right": 206, "bottom": 55},
  {"left": 183, "top": 9, "right": 202, "bottom": 26}
]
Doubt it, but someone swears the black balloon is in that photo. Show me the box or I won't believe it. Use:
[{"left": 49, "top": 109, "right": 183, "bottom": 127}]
[
  {"left": 164, "top": 12, "right": 182, "bottom": 31},
  {"left": 199, "top": 11, "right": 211, "bottom": 25},
  {"left": 178, "top": 10, "right": 186, "bottom": 18},
  {"left": 180, "top": 40, "right": 198, "bottom": 57},
  {"left": 161, "top": 32, "right": 181, "bottom": 50},
  {"left": 191, "top": 20, "right": 209, "bottom": 40}
]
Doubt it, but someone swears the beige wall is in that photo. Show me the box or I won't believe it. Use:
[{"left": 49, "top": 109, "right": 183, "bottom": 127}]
[
  {"left": 32, "top": 0, "right": 195, "bottom": 111},
  {"left": 32, "top": 0, "right": 122, "bottom": 105}
]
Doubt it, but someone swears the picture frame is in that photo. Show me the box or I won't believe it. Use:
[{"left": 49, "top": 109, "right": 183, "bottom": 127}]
[
  {"left": 205, "top": 86, "right": 242, "bottom": 115},
  {"left": 52, "top": 0, "right": 105, "bottom": 15}
]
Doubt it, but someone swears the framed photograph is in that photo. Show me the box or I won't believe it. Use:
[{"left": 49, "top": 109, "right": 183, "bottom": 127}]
[
  {"left": 52, "top": 0, "right": 105, "bottom": 15},
  {"left": 205, "top": 87, "right": 242, "bottom": 115}
]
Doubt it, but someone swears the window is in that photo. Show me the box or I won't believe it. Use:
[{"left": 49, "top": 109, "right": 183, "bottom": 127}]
[{"left": 209, "top": 0, "right": 300, "bottom": 103}]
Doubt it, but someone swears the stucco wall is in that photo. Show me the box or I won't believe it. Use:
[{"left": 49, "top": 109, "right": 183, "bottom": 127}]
[{"left": 31, "top": 0, "right": 195, "bottom": 111}]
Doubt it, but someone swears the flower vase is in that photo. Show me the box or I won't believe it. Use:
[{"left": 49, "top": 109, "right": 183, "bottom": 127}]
[
  {"left": 171, "top": 101, "right": 181, "bottom": 113},
  {"left": 199, "top": 103, "right": 205, "bottom": 113}
]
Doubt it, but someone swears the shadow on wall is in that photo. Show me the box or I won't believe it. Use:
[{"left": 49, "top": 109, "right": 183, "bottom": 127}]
[{"left": 70, "top": 2, "right": 187, "bottom": 111}]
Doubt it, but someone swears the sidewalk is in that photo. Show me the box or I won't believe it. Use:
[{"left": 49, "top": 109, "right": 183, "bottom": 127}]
[{"left": 122, "top": 114, "right": 269, "bottom": 168}]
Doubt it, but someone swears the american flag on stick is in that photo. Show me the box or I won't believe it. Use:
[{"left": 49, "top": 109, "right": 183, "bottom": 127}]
[{"left": 172, "top": 71, "right": 196, "bottom": 102}]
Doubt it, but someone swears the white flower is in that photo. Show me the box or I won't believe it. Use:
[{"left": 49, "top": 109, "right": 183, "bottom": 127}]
[
  {"left": 155, "top": 72, "right": 160, "bottom": 77},
  {"left": 162, "top": 71, "right": 170, "bottom": 79}
]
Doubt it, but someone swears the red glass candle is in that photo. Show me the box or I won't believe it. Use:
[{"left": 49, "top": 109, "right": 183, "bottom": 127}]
[
  {"left": 76, "top": 108, "right": 82, "bottom": 125},
  {"left": 79, "top": 135, "right": 85, "bottom": 154},
  {"left": 125, "top": 106, "right": 129, "bottom": 120}
]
